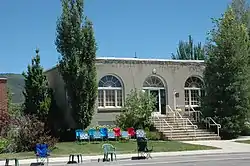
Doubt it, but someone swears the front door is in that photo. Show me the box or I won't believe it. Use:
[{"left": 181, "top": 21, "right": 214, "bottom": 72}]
[{"left": 149, "top": 90, "right": 161, "bottom": 115}]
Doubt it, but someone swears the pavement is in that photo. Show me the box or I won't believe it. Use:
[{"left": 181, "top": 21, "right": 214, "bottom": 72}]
[
  {"left": 17, "top": 152, "right": 250, "bottom": 166},
  {"left": 1, "top": 136, "right": 250, "bottom": 166}
]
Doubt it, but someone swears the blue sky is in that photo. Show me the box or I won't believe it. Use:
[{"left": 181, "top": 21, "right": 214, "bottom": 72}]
[{"left": 0, "top": 0, "right": 233, "bottom": 73}]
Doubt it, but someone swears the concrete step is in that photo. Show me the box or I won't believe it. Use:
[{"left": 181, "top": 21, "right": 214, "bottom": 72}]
[
  {"left": 154, "top": 125, "right": 196, "bottom": 130},
  {"left": 168, "top": 136, "right": 221, "bottom": 141},
  {"left": 162, "top": 130, "right": 216, "bottom": 135},
  {"left": 152, "top": 116, "right": 221, "bottom": 141},
  {"left": 162, "top": 131, "right": 219, "bottom": 137}
]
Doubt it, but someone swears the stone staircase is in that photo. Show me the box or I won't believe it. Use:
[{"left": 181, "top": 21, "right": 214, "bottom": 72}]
[{"left": 152, "top": 114, "right": 221, "bottom": 141}]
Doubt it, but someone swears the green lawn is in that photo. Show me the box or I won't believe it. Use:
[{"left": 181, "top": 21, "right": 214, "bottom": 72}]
[
  {"left": 235, "top": 140, "right": 250, "bottom": 144},
  {"left": 0, "top": 140, "right": 218, "bottom": 160}
]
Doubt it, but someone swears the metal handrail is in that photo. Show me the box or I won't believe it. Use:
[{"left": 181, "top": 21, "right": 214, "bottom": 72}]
[
  {"left": 206, "top": 117, "right": 221, "bottom": 136},
  {"left": 175, "top": 111, "right": 197, "bottom": 137},
  {"left": 151, "top": 114, "right": 173, "bottom": 139},
  {"left": 185, "top": 105, "right": 221, "bottom": 137},
  {"left": 167, "top": 105, "right": 176, "bottom": 119}
]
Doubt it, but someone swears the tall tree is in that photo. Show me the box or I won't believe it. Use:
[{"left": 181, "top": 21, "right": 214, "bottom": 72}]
[
  {"left": 202, "top": 7, "right": 250, "bottom": 139},
  {"left": 22, "top": 49, "right": 52, "bottom": 123},
  {"left": 171, "top": 35, "right": 206, "bottom": 60},
  {"left": 55, "top": 0, "right": 97, "bottom": 129},
  {"left": 231, "top": 0, "right": 250, "bottom": 26}
]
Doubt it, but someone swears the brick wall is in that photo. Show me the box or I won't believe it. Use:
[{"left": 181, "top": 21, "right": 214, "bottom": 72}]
[{"left": 0, "top": 78, "right": 7, "bottom": 113}]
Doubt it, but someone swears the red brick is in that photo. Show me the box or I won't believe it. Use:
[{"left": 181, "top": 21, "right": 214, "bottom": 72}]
[{"left": 0, "top": 78, "right": 7, "bottom": 114}]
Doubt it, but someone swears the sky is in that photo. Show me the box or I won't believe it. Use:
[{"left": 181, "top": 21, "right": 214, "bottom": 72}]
[{"left": 0, "top": 0, "right": 233, "bottom": 73}]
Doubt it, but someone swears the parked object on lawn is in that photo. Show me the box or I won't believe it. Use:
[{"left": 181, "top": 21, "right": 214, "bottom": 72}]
[
  {"left": 113, "top": 127, "right": 121, "bottom": 139},
  {"left": 35, "top": 144, "right": 50, "bottom": 166},
  {"left": 137, "top": 137, "right": 153, "bottom": 159},
  {"left": 108, "top": 131, "right": 115, "bottom": 140},
  {"left": 98, "top": 144, "right": 117, "bottom": 162},
  {"left": 121, "top": 131, "right": 129, "bottom": 140},
  {"left": 75, "top": 129, "right": 89, "bottom": 143},
  {"left": 127, "top": 127, "right": 136, "bottom": 138},
  {"left": 4, "top": 158, "right": 19, "bottom": 166},
  {"left": 100, "top": 128, "right": 108, "bottom": 140},
  {"left": 136, "top": 129, "right": 146, "bottom": 138},
  {"left": 67, "top": 154, "right": 83, "bottom": 164}
]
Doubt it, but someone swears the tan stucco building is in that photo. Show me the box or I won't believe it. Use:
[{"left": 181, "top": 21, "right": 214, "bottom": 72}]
[{"left": 45, "top": 57, "right": 205, "bottom": 128}]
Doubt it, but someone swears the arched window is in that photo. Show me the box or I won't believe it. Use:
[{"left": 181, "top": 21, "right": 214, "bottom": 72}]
[
  {"left": 98, "top": 75, "right": 123, "bottom": 108},
  {"left": 184, "top": 76, "right": 204, "bottom": 107},
  {"left": 143, "top": 75, "right": 165, "bottom": 88}
]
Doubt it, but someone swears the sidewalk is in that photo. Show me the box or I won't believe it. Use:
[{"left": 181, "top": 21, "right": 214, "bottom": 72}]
[
  {"left": 2, "top": 137, "right": 250, "bottom": 166},
  {"left": 183, "top": 136, "right": 250, "bottom": 153},
  {"left": 0, "top": 149, "right": 249, "bottom": 166}
]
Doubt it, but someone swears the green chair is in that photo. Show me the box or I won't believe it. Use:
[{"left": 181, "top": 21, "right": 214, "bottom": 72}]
[{"left": 101, "top": 144, "right": 117, "bottom": 162}]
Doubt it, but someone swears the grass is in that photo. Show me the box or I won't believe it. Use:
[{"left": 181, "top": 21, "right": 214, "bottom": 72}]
[
  {"left": 0, "top": 140, "right": 218, "bottom": 160},
  {"left": 235, "top": 140, "right": 250, "bottom": 144}
]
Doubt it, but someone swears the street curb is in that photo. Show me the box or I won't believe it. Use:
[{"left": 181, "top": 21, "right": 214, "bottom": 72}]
[{"left": 2, "top": 150, "right": 250, "bottom": 166}]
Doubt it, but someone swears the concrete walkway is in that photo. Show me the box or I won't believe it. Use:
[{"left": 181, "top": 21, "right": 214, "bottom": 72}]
[
  {"left": 182, "top": 136, "right": 250, "bottom": 153},
  {"left": 1, "top": 136, "right": 250, "bottom": 166}
]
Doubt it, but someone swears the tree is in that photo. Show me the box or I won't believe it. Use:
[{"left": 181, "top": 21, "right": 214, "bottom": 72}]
[
  {"left": 202, "top": 7, "right": 250, "bottom": 139},
  {"left": 22, "top": 49, "right": 52, "bottom": 123},
  {"left": 171, "top": 35, "right": 206, "bottom": 60},
  {"left": 232, "top": 0, "right": 250, "bottom": 26},
  {"left": 115, "top": 89, "right": 156, "bottom": 130},
  {"left": 55, "top": 0, "right": 97, "bottom": 129}
]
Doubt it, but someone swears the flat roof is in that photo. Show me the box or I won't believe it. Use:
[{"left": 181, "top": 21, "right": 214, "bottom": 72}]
[
  {"left": 96, "top": 57, "right": 204, "bottom": 63},
  {"left": 45, "top": 57, "right": 205, "bottom": 73}
]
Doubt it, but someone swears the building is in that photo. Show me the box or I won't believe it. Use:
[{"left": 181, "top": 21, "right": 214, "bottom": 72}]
[
  {"left": 0, "top": 78, "right": 8, "bottom": 114},
  {"left": 45, "top": 57, "right": 205, "bottom": 128}
]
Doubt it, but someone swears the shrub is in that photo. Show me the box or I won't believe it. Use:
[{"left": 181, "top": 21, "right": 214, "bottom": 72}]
[
  {"left": 145, "top": 131, "right": 163, "bottom": 140},
  {"left": 115, "top": 89, "right": 156, "bottom": 130},
  {"left": 241, "top": 121, "right": 250, "bottom": 136},
  {"left": 0, "top": 138, "right": 9, "bottom": 153},
  {"left": 14, "top": 115, "right": 58, "bottom": 152},
  {"left": 0, "top": 111, "right": 10, "bottom": 135}
]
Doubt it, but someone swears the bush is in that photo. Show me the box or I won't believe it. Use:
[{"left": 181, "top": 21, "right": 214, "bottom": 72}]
[
  {"left": 14, "top": 115, "right": 57, "bottom": 152},
  {"left": 241, "top": 121, "right": 250, "bottom": 136},
  {"left": 115, "top": 89, "right": 156, "bottom": 130},
  {"left": 145, "top": 131, "right": 164, "bottom": 140},
  {"left": 0, "top": 138, "right": 9, "bottom": 153},
  {"left": 0, "top": 111, "right": 10, "bottom": 135}
]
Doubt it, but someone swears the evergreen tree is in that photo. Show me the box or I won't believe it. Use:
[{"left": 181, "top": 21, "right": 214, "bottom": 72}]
[
  {"left": 55, "top": 0, "right": 97, "bottom": 129},
  {"left": 202, "top": 7, "right": 250, "bottom": 139},
  {"left": 171, "top": 35, "right": 206, "bottom": 60},
  {"left": 22, "top": 49, "right": 52, "bottom": 123}
]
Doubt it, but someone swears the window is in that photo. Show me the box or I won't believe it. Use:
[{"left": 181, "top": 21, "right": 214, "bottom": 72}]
[
  {"left": 184, "top": 76, "right": 204, "bottom": 108},
  {"left": 98, "top": 75, "right": 123, "bottom": 108},
  {"left": 143, "top": 75, "right": 164, "bottom": 88}
]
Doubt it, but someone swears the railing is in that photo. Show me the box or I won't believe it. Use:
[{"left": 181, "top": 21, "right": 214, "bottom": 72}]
[
  {"left": 151, "top": 114, "right": 174, "bottom": 139},
  {"left": 166, "top": 105, "right": 176, "bottom": 120},
  {"left": 182, "top": 105, "right": 221, "bottom": 137},
  {"left": 206, "top": 117, "right": 221, "bottom": 136},
  {"left": 175, "top": 111, "right": 198, "bottom": 137}
]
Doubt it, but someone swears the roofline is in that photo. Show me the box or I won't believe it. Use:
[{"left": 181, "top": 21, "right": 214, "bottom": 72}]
[
  {"left": 96, "top": 57, "right": 204, "bottom": 63},
  {"left": 0, "top": 77, "right": 7, "bottom": 80},
  {"left": 44, "top": 57, "right": 205, "bottom": 73}
]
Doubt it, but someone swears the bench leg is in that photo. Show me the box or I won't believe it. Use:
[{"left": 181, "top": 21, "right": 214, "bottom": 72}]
[
  {"left": 5, "top": 159, "right": 9, "bottom": 166},
  {"left": 15, "top": 159, "right": 19, "bottom": 166}
]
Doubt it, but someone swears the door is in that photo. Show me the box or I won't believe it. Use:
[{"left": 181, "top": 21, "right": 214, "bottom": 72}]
[{"left": 149, "top": 90, "right": 161, "bottom": 115}]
